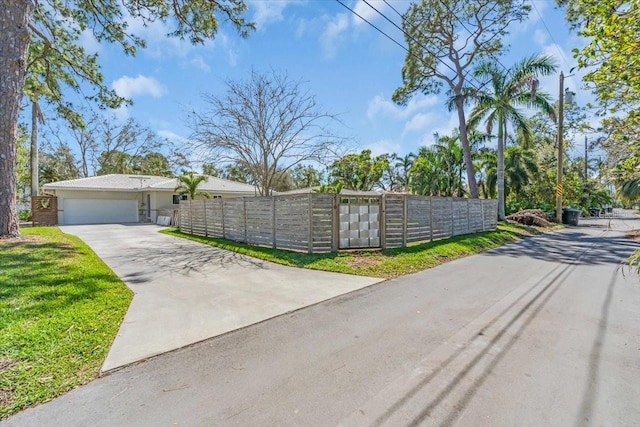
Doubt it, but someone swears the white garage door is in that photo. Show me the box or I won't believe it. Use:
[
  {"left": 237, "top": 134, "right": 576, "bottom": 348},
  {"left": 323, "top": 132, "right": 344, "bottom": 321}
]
[{"left": 63, "top": 199, "right": 138, "bottom": 225}]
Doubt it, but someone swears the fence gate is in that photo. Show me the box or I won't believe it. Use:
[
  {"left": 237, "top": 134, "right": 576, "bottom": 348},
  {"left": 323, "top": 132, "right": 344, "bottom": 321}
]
[{"left": 338, "top": 196, "right": 381, "bottom": 249}]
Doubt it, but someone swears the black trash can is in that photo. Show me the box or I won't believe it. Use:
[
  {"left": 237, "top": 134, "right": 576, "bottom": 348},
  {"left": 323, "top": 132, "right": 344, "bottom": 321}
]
[{"left": 562, "top": 208, "right": 580, "bottom": 226}]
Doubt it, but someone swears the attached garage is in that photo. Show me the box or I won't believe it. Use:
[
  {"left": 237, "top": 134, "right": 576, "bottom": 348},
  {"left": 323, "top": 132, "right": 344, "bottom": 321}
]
[
  {"left": 43, "top": 174, "right": 260, "bottom": 225},
  {"left": 63, "top": 199, "right": 139, "bottom": 225}
]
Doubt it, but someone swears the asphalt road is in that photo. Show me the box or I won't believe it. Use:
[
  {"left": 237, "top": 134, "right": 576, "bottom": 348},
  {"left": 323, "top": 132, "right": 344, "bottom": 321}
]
[{"left": 4, "top": 218, "right": 640, "bottom": 426}]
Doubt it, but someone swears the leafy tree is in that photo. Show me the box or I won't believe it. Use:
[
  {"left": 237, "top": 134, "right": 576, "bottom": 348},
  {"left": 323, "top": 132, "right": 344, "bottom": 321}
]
[
  {"left": 0, "top": 0, "right": 254, "bottom": 237},
  {"left": 409, "top": 148, "right": 444, "bottom": 196},
  {"left": 469, "top": 55, "right": 557, "bottom": 219},
  {"left": 559, "top": 0, "right": 640, "bottom": 113},
  {"left": 504, "top": 146, "right": 539, "bottom": 199},
  {"left": 189, "top": 70, "right": 343, "bottom": 196},
  {"left": 393, "top": 0, "right": 530, "bottom": 199},
  {"left": 39, "top": 144, "right": 80, "bottom": 186},
  {"left": 174, "top": 172, "right": 211, "bottom": 200},
  {"left": 202, "top": 163, "right": 224, "bottom": 177},
  {"left": 409, "top": 136, "right": 466, "bottom": 197},
  {"left": 475, "top": 148, "right": 498, "bottom": 199},
  {"left": 328, "top": 149, "right": 388, "bottom": 191},
  {"left": 313, "top": 182, "right": 344, "bottom": 194},
  {"left": 291, "top": 164, "right": 323, "bottom": 189}
]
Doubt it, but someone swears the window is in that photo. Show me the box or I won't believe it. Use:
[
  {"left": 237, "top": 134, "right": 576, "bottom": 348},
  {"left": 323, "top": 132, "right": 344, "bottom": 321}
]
[{"left": 172, "top": 194, "right": 187, "bottom": 204}]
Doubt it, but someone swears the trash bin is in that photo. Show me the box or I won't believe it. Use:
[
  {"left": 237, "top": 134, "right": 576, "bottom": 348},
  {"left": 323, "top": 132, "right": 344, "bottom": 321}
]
[{"left": 562, "top": 208, "right": 580, "bottom": 226}]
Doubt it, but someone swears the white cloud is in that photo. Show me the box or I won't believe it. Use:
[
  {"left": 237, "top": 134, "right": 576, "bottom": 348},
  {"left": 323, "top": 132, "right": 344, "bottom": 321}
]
[
  {"left": 112, "top": 75, "right": 166, "bottom": 99},
  {"left": 111, "top": 105, "right": 130, "bottom": 122},
  {"left": 352, "top": 0, "right": 389, "bottom": 27},
  {"left": 190, "top": 56, "right": 211, "bottom": 72},
  {"left": 249, "top": 0, "right": 300, "bottom": 29},
  {"left": 533, "top": 29, "right": 548, "bottom": 47},
  {"left": 320, "top": 13, "right": 349, "bottom": 59},
  {"left": 367, "top": 139, "right": 403, "bottom": 156},
  {"left": 157, "top": 130, "right": 190, "bottom": 145},
  {"left": 79, "top": 30, "right": 101, "bottom": 54},
  {"left": 366, "top": 94, "right": 439, "bottom": 121},
  {"left": 402, "top": 112, "right": 438, "bottom": 134}
]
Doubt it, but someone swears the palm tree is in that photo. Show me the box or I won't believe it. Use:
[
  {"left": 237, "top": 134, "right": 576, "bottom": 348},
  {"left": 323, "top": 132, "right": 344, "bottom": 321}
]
[
  {"left": 470, "top": 55, "right": 557, "bottom": 220},
  {"left": 174, "top": 172, "right": 211, "bottom": 200},
  {"left": 475, "top": 148, "right": 497, "bottom": 199},
  {"left": 504, "top": 146, "right": 539, "bottom": 199}
]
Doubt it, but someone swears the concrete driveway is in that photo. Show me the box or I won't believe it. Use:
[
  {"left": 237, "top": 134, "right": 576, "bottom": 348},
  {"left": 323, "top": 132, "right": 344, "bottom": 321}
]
[{"left": 60, "top": 224, "right": 382, "bottom": 372}]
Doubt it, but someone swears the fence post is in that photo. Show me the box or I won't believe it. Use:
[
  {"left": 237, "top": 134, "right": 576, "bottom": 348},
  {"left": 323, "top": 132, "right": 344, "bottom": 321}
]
[
  {"left": 308, "top": 193, "right": 313, "bottom": 254},
  {"left": 221, "top": 200, "right": 226, "bottom": 239},
  {"left": 243, "top": 198, "right": 247, "bottom": 243},
  {"left": 467, "top": 198, "right": 471, "bottom": 234},
  {"left": 402, "top": 195, "right": 408, "bottom": 247},
  {"left": 429, "top": 196, "right": 434, "bottom": 241},
  {"left": 380, "top": 194, "right": 386, "bottom": 250},
  {"left": 332, "top": 194, "right": 339, "bottom": 252},
  {"left": 203, "top": 198, "right": 208, "bottom": 237},
  {"left": 481, "top": 199, "right": 485, "bottom": 231},
  {"left": 272, "top": 196, "right": 276, "bottom": 249},
  {"left": 450, "top": 198, "right": 454, "bottom": 236}
]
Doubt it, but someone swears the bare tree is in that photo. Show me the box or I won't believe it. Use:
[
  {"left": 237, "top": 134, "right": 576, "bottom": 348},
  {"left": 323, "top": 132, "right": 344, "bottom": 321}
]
[{"left": 188, "top": 70, "right": 344, "bottom": 196}]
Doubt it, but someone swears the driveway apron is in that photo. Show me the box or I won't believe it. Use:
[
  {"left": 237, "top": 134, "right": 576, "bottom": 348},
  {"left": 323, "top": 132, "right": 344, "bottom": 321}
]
[{"left": 60, "top": 224, "right": 383, "bottom": 372}]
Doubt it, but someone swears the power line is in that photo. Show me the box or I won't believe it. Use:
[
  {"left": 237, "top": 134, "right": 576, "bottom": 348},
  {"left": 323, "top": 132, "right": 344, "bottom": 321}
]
[
  {"left": 531, "top": 0, "right": 573, "bottom": 71},
  {"left": 375, "top": 0, "right": 486, "bottom": 90},
  {"left": 344, "top": 0, "right": 485, "bottom": 92},
  {"left": 334, "top": 0, "right": 409, "bottom": 55}
]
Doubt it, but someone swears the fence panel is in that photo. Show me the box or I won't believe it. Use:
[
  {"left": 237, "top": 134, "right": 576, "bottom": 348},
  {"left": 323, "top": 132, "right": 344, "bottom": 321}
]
[
  {"left": 468, "top": 199, "right": 484, "bottom": 233},
  {"left": 205, "top": 199, "right": 224, "bottom": 238},
  {"left": 245, "top": 198, "right": 274, "bottom": 246},
  {"left": 430, "top": 197, "right": 453, "bottom": 240},
  {"left": 275, "top": 195, "right": 310, "bottom": 252},
  {"left": 452, "top": 199, "right": 469, "bottom": 236},
  {"left": 406, "top": 196, "right": 431, "bottom": 244},
  {"left": 311, "top": 194, "right": 335, "bottom": 253},
  {"left": 482, "top": 199, "right": 498, "bottom": 230},
  {"left": 179, "top": 200, "right": 191, "bottom": 233},
  {"left": 384, "top": 194, "right": 405, "bottom": 248},
  {"left": 222, "top": 199, "right": 245, "bottom": 242},
  {"left": 180, "top": 194, "right": 497, "bottom": 253}
]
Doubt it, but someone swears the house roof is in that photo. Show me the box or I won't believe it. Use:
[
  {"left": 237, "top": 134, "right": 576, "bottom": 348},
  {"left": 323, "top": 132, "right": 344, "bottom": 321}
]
[
  {"left": 279, "top": 187, "right": 381, "bottom": 196},
  {"left": 43, "top": 174, "right": 259, "bottom": 194}
]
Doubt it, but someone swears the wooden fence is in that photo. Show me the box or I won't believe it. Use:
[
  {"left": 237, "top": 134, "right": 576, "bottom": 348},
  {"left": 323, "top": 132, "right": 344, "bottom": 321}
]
[{"left": 180, "top": 194, "right": 497, "bottom": 253}]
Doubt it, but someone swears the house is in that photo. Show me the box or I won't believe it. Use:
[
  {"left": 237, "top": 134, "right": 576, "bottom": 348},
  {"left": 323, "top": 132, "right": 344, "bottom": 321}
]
[{"left": 42, "top": 174, "right": 259, "bottom": 225}]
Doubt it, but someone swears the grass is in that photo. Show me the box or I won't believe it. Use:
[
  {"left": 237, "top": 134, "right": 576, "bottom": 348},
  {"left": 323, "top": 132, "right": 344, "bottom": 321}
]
[
  {"left": 162, "top": 222, "right": 545, "bottom": 279},
  {"left": 0, "top": 227, "right": 132, "bottom": 419}
]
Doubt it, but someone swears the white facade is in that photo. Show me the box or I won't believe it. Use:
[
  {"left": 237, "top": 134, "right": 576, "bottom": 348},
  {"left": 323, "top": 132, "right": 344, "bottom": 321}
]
[{"left": 43, "top": 174, "right": 258, "bottom": 225}]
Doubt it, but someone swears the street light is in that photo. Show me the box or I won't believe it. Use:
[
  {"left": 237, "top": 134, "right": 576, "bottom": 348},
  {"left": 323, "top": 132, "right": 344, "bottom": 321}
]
[{"left": 556, "top": 72, "right": 576, "bottom": 223}]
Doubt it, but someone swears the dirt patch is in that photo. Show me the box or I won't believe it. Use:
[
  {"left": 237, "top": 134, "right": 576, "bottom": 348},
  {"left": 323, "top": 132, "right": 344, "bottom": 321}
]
[
  {"left": 626, "top": 229, "right": 640, "bottom": 241},
  {"left": 0, "top": 235, "right": 46, "bottom": 246},
  {"left": 346, "top": 256, "right": 382, "bottom": 269}
]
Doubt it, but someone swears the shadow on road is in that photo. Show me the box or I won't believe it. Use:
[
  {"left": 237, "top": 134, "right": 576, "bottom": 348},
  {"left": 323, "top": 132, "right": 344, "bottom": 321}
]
[{"left": 484, "top": 228, "right": 639, "bottom": 266}]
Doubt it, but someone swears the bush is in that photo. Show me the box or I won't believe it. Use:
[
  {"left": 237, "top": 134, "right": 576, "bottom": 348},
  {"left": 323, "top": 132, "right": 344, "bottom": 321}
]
[{"left": 18, "top": 209, "right": 31, "bottom": 221}]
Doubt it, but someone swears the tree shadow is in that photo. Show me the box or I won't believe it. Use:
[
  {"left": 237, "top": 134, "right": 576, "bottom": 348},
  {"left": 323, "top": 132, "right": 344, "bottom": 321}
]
[
  {"left": 483, "top": 228, "right": 640, "bottom": 266},
  {"left": 0, "top": 238, "right": 122, "bottom": 325}
]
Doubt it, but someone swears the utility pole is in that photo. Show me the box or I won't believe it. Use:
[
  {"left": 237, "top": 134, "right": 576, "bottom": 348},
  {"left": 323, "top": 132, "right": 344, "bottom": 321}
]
[{"left": 556, "top": 72, "right": 565, "bottom": 223}]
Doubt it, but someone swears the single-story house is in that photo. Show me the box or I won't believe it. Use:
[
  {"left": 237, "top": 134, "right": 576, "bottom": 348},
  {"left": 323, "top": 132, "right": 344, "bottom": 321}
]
[{"left": 43, "top": 174, "right": 259, "bottom": 225}]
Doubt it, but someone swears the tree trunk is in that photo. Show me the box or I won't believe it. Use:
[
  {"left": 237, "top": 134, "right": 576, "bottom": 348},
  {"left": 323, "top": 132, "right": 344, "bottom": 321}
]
[
  {"left": 31, "top": 99, "right": 39, "bottom": 197},
  {"left": 497, "top": 117, "right": 506, "bottom": 221},
  {"left": 0, "top": 0, "right": 32, "bottom": 238},
  {"left": 455, "top": 97, "right": 479, "bottom": 198}
]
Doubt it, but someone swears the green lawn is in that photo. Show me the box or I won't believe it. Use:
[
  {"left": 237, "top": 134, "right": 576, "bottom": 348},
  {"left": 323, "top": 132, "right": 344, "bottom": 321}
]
[
  {"left": 162, "top": 222, "right": 542, "bottom": 279},
  {"left": 0, "top": 227, "right": 132, "bottom": 419}
]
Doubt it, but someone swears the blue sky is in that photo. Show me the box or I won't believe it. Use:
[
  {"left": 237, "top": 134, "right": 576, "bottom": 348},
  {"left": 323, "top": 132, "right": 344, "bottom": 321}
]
[{"left": 58, "top": 0, "right": 595, "bottom": 170}]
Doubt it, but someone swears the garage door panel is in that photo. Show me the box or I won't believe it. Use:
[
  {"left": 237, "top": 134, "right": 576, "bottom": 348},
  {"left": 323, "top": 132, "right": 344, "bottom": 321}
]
[{"left": 64, "top": 199, "right": 138, "bottom": 225}]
